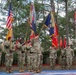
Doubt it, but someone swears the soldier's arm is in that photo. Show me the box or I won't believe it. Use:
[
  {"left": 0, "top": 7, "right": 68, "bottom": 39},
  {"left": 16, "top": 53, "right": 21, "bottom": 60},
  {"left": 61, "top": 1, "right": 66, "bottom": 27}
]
[
  {"left": 22, "top": 45, "right": 27, "bottom": 53},
  {"left": 55, "top": 51, "right": 57, "bottom": 59},
  {"left": 1, "top": 43, "right": 5, "bottom": 53},
  {"left": 72, "top": 49, "right": 74, "bottom": 57},
  {"left": 10, "top": 44, "right": 15, "bottom": 53},
  {"left": 40, "top": 47, "right": 44, "bottom": 53}
]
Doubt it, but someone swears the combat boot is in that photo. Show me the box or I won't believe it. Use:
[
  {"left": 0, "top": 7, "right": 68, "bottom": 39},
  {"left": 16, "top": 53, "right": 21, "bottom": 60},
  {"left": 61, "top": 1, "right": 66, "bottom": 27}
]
[
  {"left": 33, "top": 70, "right": 37, "bottom": 73},
  {"left": 30, "top": 69, "right": 33, "bottom": 72},
  {"left": 9, "top": 67, "right": 12, "bottom": 73},
  {"left": 6, "top": 67, "right": 9, "bottom": 73},
  {"left": 19, "top": 69, "right": 22, "bottom": 72},
  {"left": 21, "top": 69, "right": 24, "bottom": 72},
  {"left": 37, "top": 68, "right": 41, "bottom": 73}
]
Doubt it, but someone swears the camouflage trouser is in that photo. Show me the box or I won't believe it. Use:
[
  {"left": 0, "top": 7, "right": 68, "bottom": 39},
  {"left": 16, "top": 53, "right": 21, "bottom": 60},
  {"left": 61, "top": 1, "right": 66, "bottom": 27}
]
[
  {"left": 31, "top": 53, "right": 38, "bottom": 71},
  {"left": 0, "top": 52, "right": 2, "bottom": 64},
  {"left": 66, "top": 56, "right": 72, "bottom": 69},
  {"left": 37, "top": 54, "right": 43, "bottom": 69},
  {"left": 5, "top": 53, "right": 13, "bottom": 68},
  {"left": 29, "top": 54, "right": 33, "bottom": 71},
  {"left": 49, "top": 58, "right": 56, "bottom": 69},
  {"left": 27, "top": 54, "right": 31, "bottom": 70},
  {"left": 18, "top": 52, "right": 25, "bottom": 70},
  {"left": 61, "top": 56, "right": 66, "bottom": 69}
]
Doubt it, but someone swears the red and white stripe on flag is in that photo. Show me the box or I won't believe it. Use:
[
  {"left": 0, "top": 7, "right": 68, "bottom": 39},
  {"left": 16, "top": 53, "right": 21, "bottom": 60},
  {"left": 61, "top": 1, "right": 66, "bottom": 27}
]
[
  {"left": 6, "top": 10, "right": 13, "bottom": 29},
  {"left": 6, "top": 3, "right": 13, "bottom": 30}
]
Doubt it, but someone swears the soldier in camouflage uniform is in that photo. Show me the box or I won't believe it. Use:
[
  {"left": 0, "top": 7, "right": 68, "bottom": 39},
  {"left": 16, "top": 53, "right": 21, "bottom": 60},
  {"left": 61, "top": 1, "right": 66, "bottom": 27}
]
[
  {"left": 16, "top": 38, "right": 25, "bottom": 72},
  {"left": 60, "top": 48, "right": 66, "bottom": 70},
  {"left": 4, "top": 37, "right": 14, "bottom": 73},
  {"left": 30, "top": 42, "right": 38, "bottom": 73},
  {"left": 65, "top": 45, "right": 74, "bottom": 69},
  {"left": 49, "top": 46, "right": 57, "bottom": 69},
  {"left": 32, "top": 35, "right": 43, "bottom": 73}
]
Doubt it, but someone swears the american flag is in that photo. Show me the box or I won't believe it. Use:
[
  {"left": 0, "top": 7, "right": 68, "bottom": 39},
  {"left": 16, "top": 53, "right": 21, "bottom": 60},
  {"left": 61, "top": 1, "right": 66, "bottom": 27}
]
[{"left": 6, "top": 3, "right": 13, "bottom": 29}]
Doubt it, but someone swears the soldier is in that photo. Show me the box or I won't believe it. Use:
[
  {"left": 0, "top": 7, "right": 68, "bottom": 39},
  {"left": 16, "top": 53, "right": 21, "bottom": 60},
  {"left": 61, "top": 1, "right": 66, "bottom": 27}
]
[
  {"left": 65, "top": 45, "right": 74, "bottom": 69},
  {"left": 49, "top": 46, "right": 57, "bottom": 69},
  {"left": 16, "top": 38, "right": 25, "bottom": 72},
  {"left": 32, "top": 35, "right": 43, "bottom": 73},
  {"left": 60, "top": 48, "right": 66, "bottom": 70},
  {"left": 30, "top": 42, "right": 38, "bottom": 73},
  {"left": 4, "top": 37, "right": 14, "bottom": 73}
]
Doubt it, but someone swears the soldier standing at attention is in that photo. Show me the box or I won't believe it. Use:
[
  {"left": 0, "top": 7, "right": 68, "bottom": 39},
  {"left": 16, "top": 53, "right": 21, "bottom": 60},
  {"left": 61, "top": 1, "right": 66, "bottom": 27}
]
[
  {"left": 33, "top": 35, "right": 43, "bottom": 73},
  {"left": 65, "top": 45, "right": 74, "bottom": 69},
  {"left": 16, "top": 38, "right": 25, "bottom": 72},
  {"left": 30, "top": 39, "right": 38, "bottom": 73},
  {"left": 49, "top": 46, "right": 57, "bottom": 69},
  {"left": 4, "top": 37, "right": 14, "bottom": 73}
]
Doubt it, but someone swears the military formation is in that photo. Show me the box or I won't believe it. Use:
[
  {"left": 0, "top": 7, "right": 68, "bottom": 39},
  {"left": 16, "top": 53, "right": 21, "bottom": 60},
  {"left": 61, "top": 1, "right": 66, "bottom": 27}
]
[{"left": 0, "top": 35, "right": 75, "bottom": 73}]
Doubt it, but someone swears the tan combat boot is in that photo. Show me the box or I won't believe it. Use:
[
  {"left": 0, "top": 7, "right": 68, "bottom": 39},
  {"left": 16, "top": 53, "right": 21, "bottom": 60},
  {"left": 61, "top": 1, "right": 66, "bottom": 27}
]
[
  {"left": 37, "top": 68, "right": 41, "bottom": 73},
  {"left": 21, "top": 69, "right": 24, "bottom": 72},
  {"left": 6, "top": 67, "right": 9, "bottom": 73},
  {"left": 9, "top": 67, "right": 13, "bottom": 73}
]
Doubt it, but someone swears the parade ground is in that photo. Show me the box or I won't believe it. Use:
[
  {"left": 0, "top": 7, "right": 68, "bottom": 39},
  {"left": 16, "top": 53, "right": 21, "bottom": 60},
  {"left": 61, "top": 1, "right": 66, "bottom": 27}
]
[
  {"left": 0, "top": 64, "right": 76, "bottom": 75},
  {"left": 0, "top": 70, "right": 76, "bottom": 75}
]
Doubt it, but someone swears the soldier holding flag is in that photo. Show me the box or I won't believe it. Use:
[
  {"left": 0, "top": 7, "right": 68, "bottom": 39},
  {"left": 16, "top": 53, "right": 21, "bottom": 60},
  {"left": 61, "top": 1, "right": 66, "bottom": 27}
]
[
  {"left": 4, "top": 37, "right": 14, "bottom": 73},
  {"left": 48, "top": 46, "right": 57, "bottom": 69},
  {"left": 4, "top": 1, "right": 14, "bottom": 72},
  {"left": 65, "top": 45, "right": 74, "bottom": 69}
]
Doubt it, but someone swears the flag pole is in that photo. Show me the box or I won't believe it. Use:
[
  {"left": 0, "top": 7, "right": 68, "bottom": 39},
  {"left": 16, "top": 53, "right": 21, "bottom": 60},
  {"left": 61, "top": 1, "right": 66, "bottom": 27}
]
[
  {"left": 65, "top": 0, "right": 69, "bottom": 46},
  {"left": 38, "top": 25, "right": 44, "bottom": 36},
  {"left": 74, "top": 11, "right": 76, "bottom": 46}
]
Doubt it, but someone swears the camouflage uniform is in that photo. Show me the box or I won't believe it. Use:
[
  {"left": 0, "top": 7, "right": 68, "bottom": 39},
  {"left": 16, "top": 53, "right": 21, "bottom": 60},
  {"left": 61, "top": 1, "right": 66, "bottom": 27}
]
[
  {"left": 32, "top": 38, "right": 43, "bottom": 73},
  {"left": 30, "top": 45, "right": 38, "bottom": 73},
  {"left": 37, "top": 47, "right": 43, "bottom": 72},
  {"left": 16, "top": 41, "right": 25, "bottom": 72},
  {"left": 65, "top": 46, "right": 74, "bottom": 69},
  {"left": 4, "top": 40, "right": 14, "bottom": 73},
  {"left": 26, "top": 42, "right": 33, "bottom": 72},
  {"left": 60, "top": 49, "right": 66, "bottom": 69},
  {"left": 49, "top": 47, "right": 57, "bottom": 69}
]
